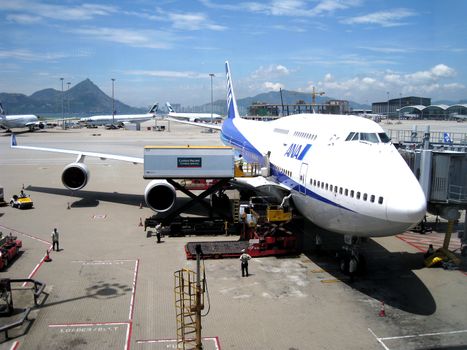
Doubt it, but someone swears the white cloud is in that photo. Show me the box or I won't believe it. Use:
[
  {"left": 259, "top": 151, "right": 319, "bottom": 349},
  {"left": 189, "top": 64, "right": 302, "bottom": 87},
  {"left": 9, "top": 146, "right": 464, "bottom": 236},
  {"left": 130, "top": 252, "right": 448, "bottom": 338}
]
[
  {"left": 125, "top": 70, "right": 219, "bottom": 79},
  {"left": 169, "top": 12, "right": 226, "bottom": 31},
  {"left": 406, "top": 64, "right": 456, "bottom": 83},
  {"left": 0, "top": 48, "right": 90, "bottom": 61},
  {"left": 6, "top": 14, "right": 41, "bottom": 24},
  {"left": 342, "top": 8, "right": 417, "bottom": 27},
  {"left": 201, "top": 0, "right": 361, "bottom": 17},
  {"left": 252, "top": 64, "right": 290, "bottom": 79},
  {"left": 0, "top": 1, "right": 117, "bottom": 21},
  {"left": 70, "top": 27, "right": 174, "bottom": 49},
  {"left": 263, "top": 82, "right": 284, "bottom": 91}
]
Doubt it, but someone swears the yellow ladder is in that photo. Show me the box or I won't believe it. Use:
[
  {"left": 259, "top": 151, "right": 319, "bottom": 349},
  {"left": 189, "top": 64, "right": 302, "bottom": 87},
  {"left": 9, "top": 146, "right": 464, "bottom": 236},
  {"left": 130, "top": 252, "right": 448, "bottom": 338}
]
[{"left": 174, "top": 268, "right": 204, "bottom": 349}]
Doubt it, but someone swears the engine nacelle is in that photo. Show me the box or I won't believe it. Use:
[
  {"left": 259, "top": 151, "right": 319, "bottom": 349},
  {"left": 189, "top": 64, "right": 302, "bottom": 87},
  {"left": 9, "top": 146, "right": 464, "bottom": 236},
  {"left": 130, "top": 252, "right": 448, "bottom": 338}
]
[
  {"left": 144, "top": 180, "right": 176, "bottom": 213},
  {"left": 62, "top": 163, "right": 90, "bottom": 190},
  {"left": 38, "top": 122, "right": 45, "bottom": 129}
]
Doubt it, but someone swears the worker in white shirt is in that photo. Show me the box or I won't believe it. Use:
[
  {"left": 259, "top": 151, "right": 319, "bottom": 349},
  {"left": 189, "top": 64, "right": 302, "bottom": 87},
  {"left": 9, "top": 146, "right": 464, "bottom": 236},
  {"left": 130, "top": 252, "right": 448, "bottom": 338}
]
[
  {"left": 51, "top": 228, "right": 60, "bottom": 251},
  {"left": 239, "top": 249, "right": 252, "bottom": 277}
]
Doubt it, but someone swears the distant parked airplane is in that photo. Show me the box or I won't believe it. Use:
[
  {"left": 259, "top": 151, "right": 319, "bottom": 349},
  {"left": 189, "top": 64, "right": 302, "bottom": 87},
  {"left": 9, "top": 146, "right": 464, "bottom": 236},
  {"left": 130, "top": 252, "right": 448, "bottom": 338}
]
[
  {"left": 80, "top": 103, "right": 159, "bottom": 127},
  {"left": 166, "top": 102, "right": 223, "bottom": 123},
  {"left": 0, "top": 102, "right": 43, "bottom": 132}
]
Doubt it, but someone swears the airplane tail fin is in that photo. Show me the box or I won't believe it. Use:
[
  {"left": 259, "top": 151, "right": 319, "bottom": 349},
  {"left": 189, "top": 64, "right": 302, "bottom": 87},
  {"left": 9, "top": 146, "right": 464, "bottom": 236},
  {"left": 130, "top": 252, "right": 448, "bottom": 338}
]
[
  {"left": 0, "top": 102, "right": 4, "bottom": 115},
  {"left": 225, "top": 61, "right": 239, "bottom": 119},
  {"left": 149, "top": 103, "right": 159, "bottom": 114},
  {"left": 166, "top": 102, "right": 175, "bottom": 113}
]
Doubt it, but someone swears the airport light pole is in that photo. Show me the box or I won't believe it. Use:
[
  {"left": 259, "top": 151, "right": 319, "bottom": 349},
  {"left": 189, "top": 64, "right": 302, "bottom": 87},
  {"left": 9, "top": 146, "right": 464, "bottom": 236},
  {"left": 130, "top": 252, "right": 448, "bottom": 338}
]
[
  {"left": 386, "top": 91, "right": 390, "bottom": 118},
  {"left": 67, "top": 82, "right": 71, "bottom": 116},
  {"left": 111, "top": 78, "right": 115, "bottom": 125},
  {"left": 399, "top": 93, "right": 402, "bottom": 120},
  {"left": 60, "top": 77, "right": 64, "bottom": 129},
  {"left": 209, "top": 73, "right": 215, "bottom": 133}
]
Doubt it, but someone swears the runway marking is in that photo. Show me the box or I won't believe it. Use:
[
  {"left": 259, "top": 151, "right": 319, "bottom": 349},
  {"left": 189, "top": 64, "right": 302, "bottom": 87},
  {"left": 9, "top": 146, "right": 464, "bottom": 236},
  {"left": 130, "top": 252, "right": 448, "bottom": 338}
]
[
  {"left": 92, "top": 214, "right": 107, "bottom": 219},
  {"left": 9, "top": 341, "right": 20, "bottom": 350},
  {"left": 397, "top": 231, "right": 462, "bottom": 253},
  {"left": 129, "top": 259, "right": 139, "bottom": 320},
  {"left": 136, "top": 336, "right": 221, "bottom": 349},
  {"left": 49, "top": 322, "right": 131, "bottom": 350},
  {"left": 369, "top": 328, "right": 467, "bottom": 350}
]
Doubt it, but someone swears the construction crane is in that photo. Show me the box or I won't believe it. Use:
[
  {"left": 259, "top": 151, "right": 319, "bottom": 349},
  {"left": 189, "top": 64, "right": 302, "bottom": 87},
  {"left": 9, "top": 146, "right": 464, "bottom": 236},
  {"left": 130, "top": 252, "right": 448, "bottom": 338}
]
[{"left": 311, "top": 87, "right": 325, "bottom": 113}]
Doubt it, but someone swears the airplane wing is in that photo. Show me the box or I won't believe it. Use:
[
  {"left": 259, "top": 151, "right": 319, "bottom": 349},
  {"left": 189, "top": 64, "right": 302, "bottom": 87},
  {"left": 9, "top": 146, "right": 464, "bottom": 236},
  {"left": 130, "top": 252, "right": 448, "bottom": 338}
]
[
  {"left": 10, "top": 134, "right": 143, "bottom": 164},
  {"left": 166, "top": 117, "right": 222, "bottom": 131}
]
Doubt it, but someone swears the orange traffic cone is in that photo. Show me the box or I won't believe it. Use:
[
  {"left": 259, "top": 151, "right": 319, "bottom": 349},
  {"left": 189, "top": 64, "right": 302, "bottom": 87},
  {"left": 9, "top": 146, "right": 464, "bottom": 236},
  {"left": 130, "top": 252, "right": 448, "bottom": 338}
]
[
  {"left": 378, "top": 301, "right": 386, "bottom": 317},
  {"left": 44, "top": 250, "right": 52, "bottom": 262},
  {"left": 139, "top": 218, "right": 143, "bottom": 227}
]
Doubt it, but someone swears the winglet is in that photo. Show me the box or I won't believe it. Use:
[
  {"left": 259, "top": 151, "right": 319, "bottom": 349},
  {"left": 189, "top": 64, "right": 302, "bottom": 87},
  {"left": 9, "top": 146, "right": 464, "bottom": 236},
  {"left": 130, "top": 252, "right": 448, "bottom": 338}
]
[
  {"left": 225, "top": 61, "right": 239, "bottom": 119},
  {"left": 11, "top": 133, "right": 17, "bottom": 147}
]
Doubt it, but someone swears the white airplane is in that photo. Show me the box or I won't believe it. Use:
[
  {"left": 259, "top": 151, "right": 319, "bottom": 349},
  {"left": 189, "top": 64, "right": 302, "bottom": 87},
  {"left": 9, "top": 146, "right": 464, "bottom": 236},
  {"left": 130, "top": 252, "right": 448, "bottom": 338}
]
[
  {"left": 10, "top": 61, "right": 426, "bottom": 273},
  {"left": 166, "top": 102, "right": 223, "bottom": 123},
  {"left": 80, "top": 103, "right": 159, "bottom": 126},
  {"left": 0, "top": 102, "right": 44, "bottom": 132}
]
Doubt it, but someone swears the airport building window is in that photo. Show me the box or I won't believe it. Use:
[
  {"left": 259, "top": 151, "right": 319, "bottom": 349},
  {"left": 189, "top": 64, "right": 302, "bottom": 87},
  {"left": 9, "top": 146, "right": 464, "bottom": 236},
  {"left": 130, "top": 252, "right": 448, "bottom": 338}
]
[{"left": 378, "top": 133, "right": 391, "bottom": 143}]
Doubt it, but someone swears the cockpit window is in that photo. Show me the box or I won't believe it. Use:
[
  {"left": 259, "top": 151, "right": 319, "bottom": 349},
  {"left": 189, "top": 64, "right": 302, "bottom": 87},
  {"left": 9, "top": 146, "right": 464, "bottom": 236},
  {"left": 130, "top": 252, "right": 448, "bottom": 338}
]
[
  {"left": 378, "top": 132, "right": 391, "bottom": 143},
  {"left": 346, "top": 132, "right": 381, "bottom": 143}
]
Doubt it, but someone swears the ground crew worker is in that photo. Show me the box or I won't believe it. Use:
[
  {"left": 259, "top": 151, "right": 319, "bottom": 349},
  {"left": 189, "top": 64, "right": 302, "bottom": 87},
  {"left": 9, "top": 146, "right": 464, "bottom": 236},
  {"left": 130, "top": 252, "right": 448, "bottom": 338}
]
[
  {"left": 349, "top": 253, "right": 358, "bottom": 283},
  {"left": 51, "top": 228, "right": 60, "bottom": 251},
  {"left": 239, "top": 249, "right": 251, "bottom": 277},
  {"left": 424, "top": 244, "right": 434, "bottom": 258},
  {"left": 238, "top": 154, "right": 244, "bottom": 171},
  {"left": 315, "top": 234, "right": 322, "bottom": 254},
  {"left": 19, "top": 190, "right": 25, "bottom": 198},
  {"left": 155, "top": 223, "right": 162, "bottom": 244}
]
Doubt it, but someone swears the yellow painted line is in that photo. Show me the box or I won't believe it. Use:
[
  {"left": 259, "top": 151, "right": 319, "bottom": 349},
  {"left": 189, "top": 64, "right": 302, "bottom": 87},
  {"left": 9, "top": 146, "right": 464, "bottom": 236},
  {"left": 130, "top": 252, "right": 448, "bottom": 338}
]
[{"left": 310, "top": 269, "right": 325, "bottom": 273}]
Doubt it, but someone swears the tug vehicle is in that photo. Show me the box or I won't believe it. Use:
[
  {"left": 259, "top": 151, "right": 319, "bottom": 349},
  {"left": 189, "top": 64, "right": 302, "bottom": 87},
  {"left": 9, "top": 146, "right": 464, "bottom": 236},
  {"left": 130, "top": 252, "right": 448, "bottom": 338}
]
[{"left": 9, "top": 193, "right": 33, "bottom": 209}]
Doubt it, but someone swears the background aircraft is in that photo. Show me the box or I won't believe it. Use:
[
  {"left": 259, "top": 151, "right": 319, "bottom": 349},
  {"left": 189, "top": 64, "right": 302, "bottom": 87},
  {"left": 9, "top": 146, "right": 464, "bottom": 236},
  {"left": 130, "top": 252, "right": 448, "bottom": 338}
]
[
  {"left": 0, "top": 102, "right": 43, "bottom": 132},
  {"left": 80, "top": 103, "right": 159, "bottom": 127},
  {"left": 166, "top": 102, "right": 223, "bottom": 123}
]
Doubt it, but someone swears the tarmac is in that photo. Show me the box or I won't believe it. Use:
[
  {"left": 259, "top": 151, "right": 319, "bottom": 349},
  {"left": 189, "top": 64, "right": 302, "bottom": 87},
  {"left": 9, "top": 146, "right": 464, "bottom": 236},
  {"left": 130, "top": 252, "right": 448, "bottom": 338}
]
[{"left": 0, "top": 119, "right": 466, "bottom": 350}]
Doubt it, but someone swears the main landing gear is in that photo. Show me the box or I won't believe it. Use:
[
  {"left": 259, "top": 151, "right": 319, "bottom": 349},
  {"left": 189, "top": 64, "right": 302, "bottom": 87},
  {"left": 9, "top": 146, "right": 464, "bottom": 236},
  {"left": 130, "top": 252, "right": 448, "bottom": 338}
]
[{"left": 337, "top": 235, "right": 366, "bottom": 277}]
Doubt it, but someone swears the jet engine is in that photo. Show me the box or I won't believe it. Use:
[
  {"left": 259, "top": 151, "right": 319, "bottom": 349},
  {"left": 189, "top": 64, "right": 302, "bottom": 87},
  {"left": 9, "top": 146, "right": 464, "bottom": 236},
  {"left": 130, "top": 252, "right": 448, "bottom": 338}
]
[
  {"left": 61, "top": 163, "right": 90, "bottom": 190},
  {"left": 144, "top": 180, "right": 176, "bottom": 213},
  {"left": 38, "top": 122, "right": 45, "bottom": 129}
]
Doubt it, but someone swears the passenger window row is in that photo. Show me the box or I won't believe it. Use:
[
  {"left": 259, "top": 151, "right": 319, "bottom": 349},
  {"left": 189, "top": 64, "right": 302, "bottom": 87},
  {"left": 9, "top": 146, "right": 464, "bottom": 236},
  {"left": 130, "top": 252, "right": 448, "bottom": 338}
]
[
  {"left": 309, "top": 177, "right": 384, "bottom": 205},
  {"left": 293, "top": 131, "right": 317, "bottom": 140},
  {"left": 272, "top": 164, "right": 292, "bottom": 178}
]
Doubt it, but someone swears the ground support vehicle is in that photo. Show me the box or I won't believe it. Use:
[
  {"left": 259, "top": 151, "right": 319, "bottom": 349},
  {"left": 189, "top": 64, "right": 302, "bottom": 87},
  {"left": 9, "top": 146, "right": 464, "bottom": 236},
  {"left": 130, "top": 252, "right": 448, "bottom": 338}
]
[
  {"left": 9, "top": 194, "right": 33, "bottom": 209},
  {"left": 0, "top": 233, "right": 22, "bottom": 269}
]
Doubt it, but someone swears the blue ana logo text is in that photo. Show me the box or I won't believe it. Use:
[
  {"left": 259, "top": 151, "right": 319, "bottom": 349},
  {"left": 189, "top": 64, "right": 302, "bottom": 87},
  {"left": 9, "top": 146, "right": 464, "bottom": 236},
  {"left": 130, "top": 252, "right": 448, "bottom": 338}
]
[{"left": 284, "top": 143, "right": 311, "bottom": 160}]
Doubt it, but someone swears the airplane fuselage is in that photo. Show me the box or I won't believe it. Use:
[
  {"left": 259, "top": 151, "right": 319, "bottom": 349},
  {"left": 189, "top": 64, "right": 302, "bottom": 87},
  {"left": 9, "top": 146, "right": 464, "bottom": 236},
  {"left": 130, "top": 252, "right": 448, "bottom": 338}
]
[
  {"left": 221, "top": 113, "right": 426, "bottom": 237},
  {"left": 80, "top": 114, "right": 155, "bottom": 126},
  {"left": 0, "top": 114, "right": 40, "bottom": 130}
]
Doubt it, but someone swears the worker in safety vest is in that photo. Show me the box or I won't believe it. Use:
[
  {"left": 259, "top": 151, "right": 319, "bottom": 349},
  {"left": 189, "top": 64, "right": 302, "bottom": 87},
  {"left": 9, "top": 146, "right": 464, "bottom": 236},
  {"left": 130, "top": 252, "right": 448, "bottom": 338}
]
[
  {"left": 239, "top": 249, "right": 251, "bottom": 277},
  {"left": 51, "top": 228, "right": 60, "bottom": 251}
]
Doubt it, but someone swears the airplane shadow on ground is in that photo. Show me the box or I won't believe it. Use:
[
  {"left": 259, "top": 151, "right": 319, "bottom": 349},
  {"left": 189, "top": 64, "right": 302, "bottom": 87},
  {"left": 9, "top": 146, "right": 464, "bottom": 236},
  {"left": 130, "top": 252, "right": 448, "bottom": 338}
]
[
  {"left": 301, "top": 222, "right": 437, "bottom": 316},
  {"left": 25, "top": 185, "right": 218, "bottom": 215}
]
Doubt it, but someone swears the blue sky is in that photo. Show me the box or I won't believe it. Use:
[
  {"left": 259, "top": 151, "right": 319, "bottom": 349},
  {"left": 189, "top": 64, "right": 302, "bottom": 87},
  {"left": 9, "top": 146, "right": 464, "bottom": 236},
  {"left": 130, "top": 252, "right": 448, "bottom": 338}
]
[{"left": 1, "top": 0, "right": 466, "bottom": 108}]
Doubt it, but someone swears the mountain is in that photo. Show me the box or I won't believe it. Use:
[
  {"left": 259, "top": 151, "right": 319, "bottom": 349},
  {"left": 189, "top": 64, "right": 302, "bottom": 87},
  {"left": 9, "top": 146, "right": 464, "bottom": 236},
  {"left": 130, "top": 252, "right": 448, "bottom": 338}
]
[{"left": 0, "top": 79, "right": 145, "bottom": 116}]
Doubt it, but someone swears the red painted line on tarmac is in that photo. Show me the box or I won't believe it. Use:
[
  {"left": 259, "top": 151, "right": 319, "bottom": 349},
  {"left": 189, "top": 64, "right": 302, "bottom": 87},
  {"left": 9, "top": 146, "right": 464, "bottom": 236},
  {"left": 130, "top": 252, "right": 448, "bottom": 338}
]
[
  {"left": 9, "top": 341, "right": 20, "bottom": 350},
  {"left": 0, "top": 225, "right": 51, "bottom": 246},
  {"left": 396, "top": 235, "right": 426, "bottom": 252},
  {"left": 126, "top": 321, "right": 132, "bottom": 350},
  {"left": 128, "top": 259, "right": 139, "bottom": 320},
  {"left": 136, "top": 336, "right": 221, "bottom": 349}
]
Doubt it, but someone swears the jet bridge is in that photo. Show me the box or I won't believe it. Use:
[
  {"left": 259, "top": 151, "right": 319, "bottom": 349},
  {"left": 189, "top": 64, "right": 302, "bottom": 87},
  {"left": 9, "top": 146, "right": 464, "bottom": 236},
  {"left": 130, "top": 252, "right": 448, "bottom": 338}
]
[{"left": 143, "top": 146, "right": 236, "bottom": 231}]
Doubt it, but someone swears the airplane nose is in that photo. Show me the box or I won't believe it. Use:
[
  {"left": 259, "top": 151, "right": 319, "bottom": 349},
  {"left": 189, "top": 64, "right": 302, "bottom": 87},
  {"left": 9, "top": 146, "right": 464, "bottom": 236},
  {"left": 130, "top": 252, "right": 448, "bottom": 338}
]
[{"left": 386, "top": 181, "right": 427, "bottom": 226}]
